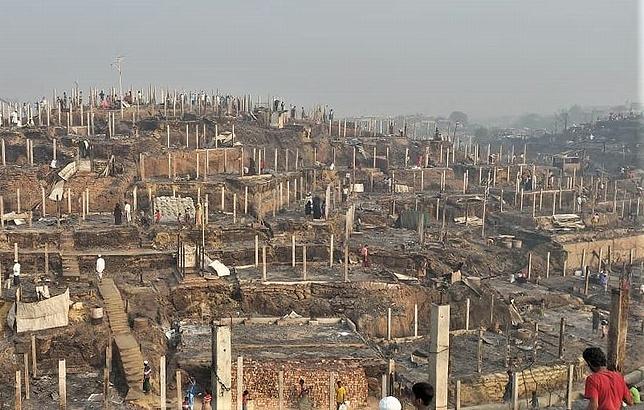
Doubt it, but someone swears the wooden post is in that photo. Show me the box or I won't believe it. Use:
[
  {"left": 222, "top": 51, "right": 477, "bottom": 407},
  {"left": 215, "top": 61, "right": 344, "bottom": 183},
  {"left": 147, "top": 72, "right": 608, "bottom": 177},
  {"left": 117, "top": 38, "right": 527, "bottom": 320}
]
[
  {"left": 160, "top": 355, "right": 166, "bottom": 410},
  {"left": 58, "top": 359, "right": 66, "bottom": 409},
  {"left": 329, "top": 234, "right": 334, "bottom": 267},
  {"left": 558, "top": 317, "right": 565, "bottom": 359},
  {"left": 387, "top": 307, "right": 392, "bottom": 340},
  {"left": 455, "top": 380, "right": 461, "bottom": 410},
  {"left": 527, "top": 253, "right": 532, "bottom": 280},
  {"left": 477, "top": 327, "right": 483, "bottom": 373},
  {"left": 233, "top": 193, "right": 237, "bottom": 223},
  {"left": 17, "top": 188, "right": 21, "bottom": 213},
  {"left": 344, "top": 243, "right": 349, "bottom": 282},
  {"left": 30, "top": 335, "right": 37, "bottom": 376},
  {"left": 414, "top": 303, "right": 418, "bottom": 337},
  {"left": 1, "top": 195, "right": 4, "bottom": 228},
  {"left": 23, "top": 354, "right": 29, "bottom": 399},
  {"left": 465, "top": 298, "right": 470, "bottom": 331}
]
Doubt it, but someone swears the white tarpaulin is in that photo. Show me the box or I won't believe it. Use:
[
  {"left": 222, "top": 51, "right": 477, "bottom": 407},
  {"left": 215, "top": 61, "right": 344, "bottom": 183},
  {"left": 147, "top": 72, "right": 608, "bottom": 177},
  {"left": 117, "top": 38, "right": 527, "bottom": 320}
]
[
  {"left": 58, "top": 162, "right": 77, "bottom": 181},
  {"left": 49, "top": 180, "right": 65, "bottom": 201},
  {"left": 7, "top": 288, "right": 70, "bottom": 333},
  {"left": 207, "top": 259, "right": 231, "bottom": 277}
]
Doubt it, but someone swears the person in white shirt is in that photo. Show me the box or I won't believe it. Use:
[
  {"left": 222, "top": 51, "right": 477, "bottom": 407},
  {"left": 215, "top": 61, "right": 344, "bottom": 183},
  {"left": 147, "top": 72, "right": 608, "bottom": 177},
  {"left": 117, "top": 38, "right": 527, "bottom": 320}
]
[
  {"left": 96, "top": 254, "right": 105, "bottom": 282},
  {"left": 124, "top": 201, "right": 132, "bottom": 225},
  {"left": 12, "top": 260, "right": 21, "bottom": 286}
]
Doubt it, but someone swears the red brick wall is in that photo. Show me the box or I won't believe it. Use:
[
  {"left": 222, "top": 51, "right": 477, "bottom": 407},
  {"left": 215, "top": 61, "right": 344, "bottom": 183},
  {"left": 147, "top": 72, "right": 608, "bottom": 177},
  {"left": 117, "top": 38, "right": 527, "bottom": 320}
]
[{"left": 230, "top": 358, "right": 368, "bottom": 409}]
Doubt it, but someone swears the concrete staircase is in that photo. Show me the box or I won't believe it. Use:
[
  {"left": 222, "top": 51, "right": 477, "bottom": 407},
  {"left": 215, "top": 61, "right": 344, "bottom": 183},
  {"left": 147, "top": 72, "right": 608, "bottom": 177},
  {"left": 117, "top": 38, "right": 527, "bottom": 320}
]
[
  {"left": 61, "top": 254, "right": 81, "bottom": 280},
  {"left": 98, "top": 278, "right": 144, "bottom": 401}
]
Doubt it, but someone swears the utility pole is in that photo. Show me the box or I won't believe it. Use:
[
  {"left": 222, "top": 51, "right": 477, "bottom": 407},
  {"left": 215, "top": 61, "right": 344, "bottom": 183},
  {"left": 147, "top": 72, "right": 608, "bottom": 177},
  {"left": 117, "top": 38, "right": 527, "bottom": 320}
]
[{"left": 111, "top": 56, "right": 124, "bottom": 118}]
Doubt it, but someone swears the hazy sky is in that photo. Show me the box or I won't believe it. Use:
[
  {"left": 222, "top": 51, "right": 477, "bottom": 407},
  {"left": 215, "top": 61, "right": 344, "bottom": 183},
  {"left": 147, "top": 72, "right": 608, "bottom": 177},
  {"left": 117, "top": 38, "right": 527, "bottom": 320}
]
[{"left": 0, "top": 0, "right": 640, "bottom": 119}]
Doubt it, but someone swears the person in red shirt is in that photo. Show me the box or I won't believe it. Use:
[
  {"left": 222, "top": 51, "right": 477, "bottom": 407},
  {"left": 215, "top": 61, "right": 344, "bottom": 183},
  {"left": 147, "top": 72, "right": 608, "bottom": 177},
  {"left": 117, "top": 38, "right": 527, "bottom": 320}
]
[{"left": 583, "top": 347, "right": 633, "bottom": 409}]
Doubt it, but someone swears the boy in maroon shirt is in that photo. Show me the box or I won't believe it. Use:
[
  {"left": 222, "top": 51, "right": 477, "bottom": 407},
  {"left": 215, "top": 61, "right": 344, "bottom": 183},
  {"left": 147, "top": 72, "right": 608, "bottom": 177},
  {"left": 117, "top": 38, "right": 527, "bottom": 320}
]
[{"left": 582, "top": 347, "right": 633, "bottom": 409}]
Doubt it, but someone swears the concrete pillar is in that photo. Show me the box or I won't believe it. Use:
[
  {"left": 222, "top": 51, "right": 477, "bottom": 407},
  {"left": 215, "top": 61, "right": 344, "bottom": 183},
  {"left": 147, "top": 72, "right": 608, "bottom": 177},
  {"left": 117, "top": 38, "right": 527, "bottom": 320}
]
[
  {"left": 565, "top": 364, "right": 574, "bottom": 410},
  {"left": 160, "top": 355, "right": 166, "bottom": 410},
  {"left": 455, "top": 380, "right": 461, "bottom": 410},
  {"left": 254, "top": 236, "right": 259, "bottom": 267},
  {"left": 59, "top": 359, "right": 66, "bottom": 409},
  {"left": 511, "top": 371, "right": 519, "bottom": 410},
  {"left": 262, "top": 246, "right": 267, "bottom": 281},
  {"left": 278, "top": 370, "right": 284, "bottom": 410},
  {"left": 546, "top": 252, "right": 550, "bottom": 278},
  {"left": 291, "top": 235, "right": 296, "bottom": 268},
  {"left": 236, "top": 356, "right": 243, "bottom": 410},
  {"left": 211, "top": 324, "right": 232, "bottom": 410},
  {"left": 15, "top": 370, "right": 21, "bottom": 410},
  {"left": 558, "top": 317, "right": 565, "bottom": 359},
  {"left": 428, "top": 304, "right": 450, "bottom": 410},
  {"left": 387, "top": 307, "right": 392, "bottom": 340},
  {"left": 329, "top": 234, "right": 334, "bottom": 267},
  {"left": 465, "top": 298, "right": 470, "bottom": 331},
  {"left": 302, "top": 245, "right": 307, "bottom": 280},
  {"left": 607, "top": 287, "right": 629, "bottom": 372}
]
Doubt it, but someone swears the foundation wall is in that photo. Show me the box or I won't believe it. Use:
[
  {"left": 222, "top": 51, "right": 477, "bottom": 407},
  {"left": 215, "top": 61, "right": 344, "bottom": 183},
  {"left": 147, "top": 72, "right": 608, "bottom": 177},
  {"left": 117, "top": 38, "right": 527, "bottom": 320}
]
[
  {"left": 562, "top": 234, "right": 642, "bottom": 271},
  {"left": 454, "top": 359, "right": 585, "bottom": 407}
]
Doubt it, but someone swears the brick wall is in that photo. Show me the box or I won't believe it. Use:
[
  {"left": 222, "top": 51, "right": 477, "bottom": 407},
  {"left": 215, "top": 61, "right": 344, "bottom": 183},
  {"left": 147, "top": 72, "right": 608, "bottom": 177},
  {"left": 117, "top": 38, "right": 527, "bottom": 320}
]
[
  {"left": 454, "top": 359, "right": 585, "bottom": 407},
  {"left": 230, "top": 358, "right": 369, "bottom": 409}
]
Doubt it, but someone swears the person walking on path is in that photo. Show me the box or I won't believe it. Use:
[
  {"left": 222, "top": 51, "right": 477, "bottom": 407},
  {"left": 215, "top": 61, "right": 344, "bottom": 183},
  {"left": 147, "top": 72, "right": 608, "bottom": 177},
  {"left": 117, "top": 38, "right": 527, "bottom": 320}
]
[{"left": 96, "top": 254, "right": 105, "bottom": 282}]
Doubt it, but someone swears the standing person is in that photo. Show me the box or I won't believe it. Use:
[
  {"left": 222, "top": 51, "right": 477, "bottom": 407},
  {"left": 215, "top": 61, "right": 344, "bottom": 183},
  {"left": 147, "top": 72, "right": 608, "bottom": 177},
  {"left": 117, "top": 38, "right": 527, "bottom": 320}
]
[
  {"left": 242, "top": 390, "right": 250, "bottom": 410},
  {"left": 591, "top": 308, "right": 600, "bottom": 335},
  {"left": 361, "top": 244, "right": 370, "bottom": 267},
  {"left": 335, "top": 380, "right": 347, "bottom": 410},
  {"left": 124, "top": 201, "right": 132, "bottom": 225},
  {"left": 304, "top": 193, "right": 313, "bottom": 216},
  {"left": 530, "top": 391, "right": 539, "bottom": 408},
  {"left": 186, "top": 377, "right": 197, "bottom": 410},
  {"left": 600, "top": 320, "right": 609, "bottom": 339},
  {"left": 154, "top": 209, "right": 161, "bottom": 224},
  {"left": 411, "top": 382, "right": 434, "bottom": 409},
  {"left": 12, "top": 259, "right": 21, "bottom": 287},
  {"left": 201, "top": 390, "right": 212, "bottom": 410},
  {"left": 582, "top": 347, "right": 633, "bottom": 409},
  {"left": 298, "top": 379, "right": 311, "bottom": 409},
  {"left": 96, "top": 254, "right": 105, "bottom": 282},
  {"left": 113, "top": 203, "right": 122, "bottom": 225},
  {"left": 142, "top": 361, "right": 152, "bottom": 394}
]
